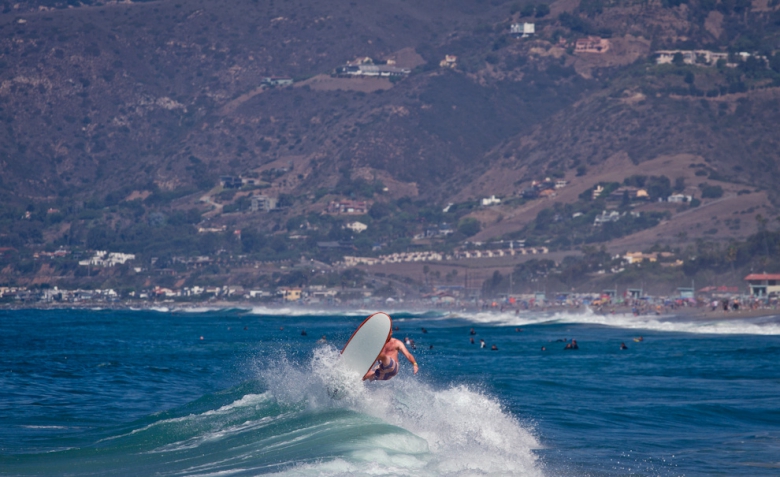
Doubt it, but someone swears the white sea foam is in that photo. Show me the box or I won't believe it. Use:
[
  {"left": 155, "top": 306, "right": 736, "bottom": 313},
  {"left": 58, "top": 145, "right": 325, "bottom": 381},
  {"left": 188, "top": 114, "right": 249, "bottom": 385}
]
[
  {"left": 174, "top": 306, "right": 223, "bottom": 313},
  {"left": 451, "top": 308, "right": 780, "bottom": 335},
  {"left": 257, "top": 346, "right": 544, "bottom": 477},
  {"left": 247, "top": 306, "right": 368, "bottom": 317}
]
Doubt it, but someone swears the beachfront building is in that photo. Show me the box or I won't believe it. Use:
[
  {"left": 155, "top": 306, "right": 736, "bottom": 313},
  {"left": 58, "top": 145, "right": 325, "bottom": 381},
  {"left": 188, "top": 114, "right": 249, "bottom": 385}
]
[
  {"left": 744, "top": 273, "right": 780, "bottom": 297},
  {"left": 278, "top": 287, "right": 302, "bottom": 301}
]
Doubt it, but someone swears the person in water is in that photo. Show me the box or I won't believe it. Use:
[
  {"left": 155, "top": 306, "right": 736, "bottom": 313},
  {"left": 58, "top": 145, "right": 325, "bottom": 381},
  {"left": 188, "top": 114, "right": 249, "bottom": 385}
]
[
  {"left": 564, "top": 339, "right": 579, "bottom": 350},
  {"left": 363, "top": 329, "right": 418, "bottom": 381}
]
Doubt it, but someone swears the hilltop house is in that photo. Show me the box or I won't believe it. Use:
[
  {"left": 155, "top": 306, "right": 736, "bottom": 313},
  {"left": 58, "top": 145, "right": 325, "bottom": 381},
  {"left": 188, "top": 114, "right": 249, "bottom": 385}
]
[
  {"left": 440, "top": 55, "right": 457, "bottom": 68},
  {"left": 414, "top": 223, "right": 454, "bottom": 240},
  {"left": 346, "top": 221, "right": 368, "bottom": 233},
  {"left": 522, "top": 188, "right": 538, "bottom": 199},
  {"left": 250, "top": 195, "right": 278, "bottom": 212},
  {"left": 261, "top": 76, "right": 293, "bottom": 86},
  {"left": 667, "top": 194, "right": 692, "bottom": 203},
  {"left": 607, "top": 186, "right": 649, "bottom": 202},
  {"left": 510, "top": 22, "right": 535, "bottom": 37},
  {"left": 575, "top": 36, "right": 610, "bottom": 53},
  {"left": 482, "top": 195, "right": 501, "bottom": 206},
  {"left": 336, "top": 58, "right": 411, "bottom": 77},
  {"left": 594, "top": 210, "right": 621, "bottom": 225},
  {"left": 623, "top": 251, "right": 674, "bottom": 264},
  {"left": 655, "top": 50, "right": 730, "bottom": 66},
  {"left": 745, "top": 273, "right": 780, "bottom": 296},
  {"left": 220, "top": 175, "right": 243, "bottom": 189},
  {"left": 326, "top": 200, "right": 371, "bottom": 215},
  {"left": 79, "top": 251, "right": 136, "bottom": 267}
]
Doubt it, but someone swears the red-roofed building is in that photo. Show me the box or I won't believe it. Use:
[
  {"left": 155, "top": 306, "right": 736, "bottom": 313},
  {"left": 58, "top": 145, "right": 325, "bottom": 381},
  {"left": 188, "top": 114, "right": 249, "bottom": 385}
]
[{"left": 744, "top": 274, "right": 780, "bottom": 296}]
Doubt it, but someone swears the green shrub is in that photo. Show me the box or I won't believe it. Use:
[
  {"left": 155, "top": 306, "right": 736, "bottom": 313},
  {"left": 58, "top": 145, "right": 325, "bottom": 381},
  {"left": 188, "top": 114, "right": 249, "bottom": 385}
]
[
  {"left": 700, "top": 183, "right": 723, "bottom": 199},
  {"left": 458, "top": 218, "right": 481, "bottom": 237}
]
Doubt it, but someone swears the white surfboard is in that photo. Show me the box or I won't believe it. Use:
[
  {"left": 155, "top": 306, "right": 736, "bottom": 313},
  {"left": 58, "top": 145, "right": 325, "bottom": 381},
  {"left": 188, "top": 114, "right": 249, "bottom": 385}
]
[{"left": 339, "top": 311, "right": 393, "bottom": 378}]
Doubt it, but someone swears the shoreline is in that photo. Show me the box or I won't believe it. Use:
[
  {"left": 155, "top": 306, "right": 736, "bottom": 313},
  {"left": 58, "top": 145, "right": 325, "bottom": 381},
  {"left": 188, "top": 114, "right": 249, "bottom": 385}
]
[{"left": 2, "top": 301, "right": 779, "bottom": 322}]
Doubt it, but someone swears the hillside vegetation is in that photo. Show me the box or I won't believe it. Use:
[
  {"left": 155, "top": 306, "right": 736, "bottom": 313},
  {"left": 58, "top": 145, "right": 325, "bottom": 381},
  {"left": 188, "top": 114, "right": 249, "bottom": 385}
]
[{"left": 1, "top": 0, "right": 780, "bottom": 289}]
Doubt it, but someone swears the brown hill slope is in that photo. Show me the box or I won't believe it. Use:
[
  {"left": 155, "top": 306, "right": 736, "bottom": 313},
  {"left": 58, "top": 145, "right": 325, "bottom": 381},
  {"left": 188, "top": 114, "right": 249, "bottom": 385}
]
[{"left": 498, "top": 87, "right": 780, "bottom": 199}]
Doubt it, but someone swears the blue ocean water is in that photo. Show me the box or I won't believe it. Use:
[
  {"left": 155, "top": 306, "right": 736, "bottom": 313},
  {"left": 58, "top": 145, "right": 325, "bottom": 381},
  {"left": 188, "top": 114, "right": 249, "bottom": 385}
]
[{"left": 2, "top": 307, "right": 780, "bottom": 476}]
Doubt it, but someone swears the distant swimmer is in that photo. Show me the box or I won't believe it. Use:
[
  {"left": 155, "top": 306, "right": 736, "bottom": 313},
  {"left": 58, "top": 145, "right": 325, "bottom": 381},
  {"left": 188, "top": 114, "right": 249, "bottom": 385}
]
[
  {"left": 317, "top": 335, "right": 327, "bottom": 344},
  {"left": 491, "top": 344, "right": 498, "bottom": 351},
  {"left": 421, "top": 327, "right": 428, "bottom": 334},
  {"left": 363, "top": 328, "right": 418, "bottom": 381},
  {"left": 515, "top": 328, "right": 523, "bottom": 332},
  {"left": 541, "top": 346, "right": 546, "bottom": 351},
  {"left": 470, "top": 328, "right": 477, "bottom": 335},
  {"left": 301, "top": 329, "right": 307, "bottom": 336},
  {"left": 403, "top": 336, "right": 416, "bottom": 349},
  {"left": 480, "top": 339, "right": 486, "bottom": 348},
  {"left": 633, "top": 336, "right": 644, "bottom": 342},
  {"left": 470, "top": 337, "right": 475, "bottom": 344},
  {"left": 564, "top": 339, "right": 579, "bottom": 350},
  {"left": 620, "top": 342, "right": 628, "bottom": 350},
  {"left": 394, "top": 326, "right": 400, "bottom": 331}
]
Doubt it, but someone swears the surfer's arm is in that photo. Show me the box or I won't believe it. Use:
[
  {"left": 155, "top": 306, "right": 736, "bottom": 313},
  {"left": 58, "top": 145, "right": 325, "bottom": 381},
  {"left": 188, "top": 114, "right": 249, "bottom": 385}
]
[{"left": 397, "top": 342, "right": 418, "bottom": 374}]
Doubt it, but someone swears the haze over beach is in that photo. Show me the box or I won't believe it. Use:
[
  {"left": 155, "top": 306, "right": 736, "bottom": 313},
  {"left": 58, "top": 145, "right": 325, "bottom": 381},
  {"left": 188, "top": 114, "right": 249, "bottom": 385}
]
[{"left": 2, "top": 0, "right": 780, "bottom": 475}]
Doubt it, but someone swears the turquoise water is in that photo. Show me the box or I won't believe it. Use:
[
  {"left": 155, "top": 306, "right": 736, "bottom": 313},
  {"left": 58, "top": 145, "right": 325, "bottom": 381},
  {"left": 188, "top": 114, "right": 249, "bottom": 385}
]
[{"left": 2, "top": 307, "right": 780, "bottom": 476}]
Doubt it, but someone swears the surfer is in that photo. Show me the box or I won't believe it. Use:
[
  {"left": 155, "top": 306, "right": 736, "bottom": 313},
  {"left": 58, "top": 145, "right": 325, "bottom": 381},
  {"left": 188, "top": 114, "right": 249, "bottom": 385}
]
[
  {"left": 564, "top": 339, "right": 579, "bottom": 350},
  {"left": 363, "top": 329, "right": 418, "bottom": 381}
]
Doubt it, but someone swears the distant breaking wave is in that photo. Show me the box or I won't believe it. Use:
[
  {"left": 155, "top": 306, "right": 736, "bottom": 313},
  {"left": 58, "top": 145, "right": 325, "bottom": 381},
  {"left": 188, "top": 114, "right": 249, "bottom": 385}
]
[
  {"left": 127, "top": 305, "right": 780, "bottom": 335},
  {"left": 451, "top": 308, "right": 780, "bottom": 335}
]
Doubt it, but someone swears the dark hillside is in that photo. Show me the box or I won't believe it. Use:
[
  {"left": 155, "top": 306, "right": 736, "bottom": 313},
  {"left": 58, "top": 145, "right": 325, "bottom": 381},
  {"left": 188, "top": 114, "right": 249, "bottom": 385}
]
[
  {"left": 208, "top": 67, "right": 593, "bottom": 194},
  {"left": 2, "top": 0, "right": 780, "bottom": 286},
  {"left": 0, "top": 0, "right": 529, "bottom": 202}
]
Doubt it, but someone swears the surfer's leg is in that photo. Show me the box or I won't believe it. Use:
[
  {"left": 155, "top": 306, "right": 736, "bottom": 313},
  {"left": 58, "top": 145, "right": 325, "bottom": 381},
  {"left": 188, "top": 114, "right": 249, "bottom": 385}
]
[{"left": 363, "top": 364, "right": 379, "bottom": 381}]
